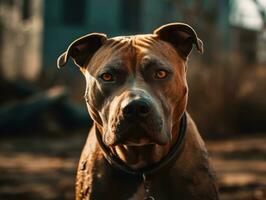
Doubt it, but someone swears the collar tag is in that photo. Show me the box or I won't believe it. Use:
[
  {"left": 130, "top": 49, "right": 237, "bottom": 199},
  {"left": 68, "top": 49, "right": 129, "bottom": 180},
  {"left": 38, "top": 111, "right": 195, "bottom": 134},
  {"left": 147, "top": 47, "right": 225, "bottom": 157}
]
[{"left": 142, "top": 173, "right": 155, "bottom": 200}]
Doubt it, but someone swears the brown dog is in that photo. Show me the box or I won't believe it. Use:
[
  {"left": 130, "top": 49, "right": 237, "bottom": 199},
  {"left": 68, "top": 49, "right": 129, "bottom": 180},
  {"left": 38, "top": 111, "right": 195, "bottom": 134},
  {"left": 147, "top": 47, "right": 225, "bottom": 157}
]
[{"left": 57, "top": 23, "right": 219, "bottom": 200}]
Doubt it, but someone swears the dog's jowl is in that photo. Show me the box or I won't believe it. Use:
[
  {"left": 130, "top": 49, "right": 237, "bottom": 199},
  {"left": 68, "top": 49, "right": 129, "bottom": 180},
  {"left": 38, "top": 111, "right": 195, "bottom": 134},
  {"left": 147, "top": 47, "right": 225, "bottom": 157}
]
[{"left": 57, "top": 23, "right": 219, "bottom": 200}]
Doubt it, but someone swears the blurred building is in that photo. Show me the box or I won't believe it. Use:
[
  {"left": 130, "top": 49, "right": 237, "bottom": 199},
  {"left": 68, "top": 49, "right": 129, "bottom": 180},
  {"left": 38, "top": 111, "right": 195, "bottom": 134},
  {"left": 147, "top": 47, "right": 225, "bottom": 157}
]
[
  {"left": 0, "top": 0, "right": 43, "bottom": 81},
  {"left": 229, "top": 0, "right": 266, "bottom": 65},
  {"left": 0, "top": 0, "right": 265, "bottom": 82},
  {"left": 42, "top": 0, "right": 180, "bottom": 69}
]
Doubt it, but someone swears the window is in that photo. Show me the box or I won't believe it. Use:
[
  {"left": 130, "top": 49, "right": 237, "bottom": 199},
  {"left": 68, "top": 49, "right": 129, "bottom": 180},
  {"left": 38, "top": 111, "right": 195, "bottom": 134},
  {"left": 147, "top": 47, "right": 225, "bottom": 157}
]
[
  {"left": 120, "top": 0, "right": 141, "bottom": 32},
  {"left": 22, "top": 0, "right": 31, "bottom": 20},
  {"left": 62, "top": 0, "right": 86, "bottom": 26}
]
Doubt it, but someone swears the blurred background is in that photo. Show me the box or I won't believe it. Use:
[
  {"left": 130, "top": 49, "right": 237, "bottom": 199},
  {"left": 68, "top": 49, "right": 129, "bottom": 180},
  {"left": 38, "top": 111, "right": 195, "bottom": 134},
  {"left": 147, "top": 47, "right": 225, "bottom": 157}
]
[{"left": 0, "top": 0, "right": 265, "bottom": 199}]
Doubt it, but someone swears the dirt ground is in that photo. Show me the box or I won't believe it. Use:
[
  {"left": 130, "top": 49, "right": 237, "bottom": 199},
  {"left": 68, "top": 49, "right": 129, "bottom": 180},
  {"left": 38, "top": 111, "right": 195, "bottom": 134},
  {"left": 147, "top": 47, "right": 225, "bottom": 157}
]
[{"left": 0, "top": 133, "right": 265, "bottom": 200}]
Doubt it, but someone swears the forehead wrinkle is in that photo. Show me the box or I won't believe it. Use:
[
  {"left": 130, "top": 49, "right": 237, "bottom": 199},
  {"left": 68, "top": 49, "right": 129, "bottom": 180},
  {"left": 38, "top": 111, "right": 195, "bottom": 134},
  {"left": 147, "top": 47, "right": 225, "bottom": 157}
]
[
  {"left": 130, "top": 36, "right": 138, "bottom": 73},
  {"left": 134, "top": 35, "right": 158, "bottom": 48},
  {"left": 140, "top": 57, "right": 167, "bottom": 71},
  {"left": 88, "top": 37, "right": 133, "bottom": 74},
  {"left": 108, "top": 36, "right": 137, "bottom": 73},
  {"left": 134, "top": 35, "right": 182, "bottom": 67},
  {"left": 106, "top": 38, "right": 131, "bottom": 51}
]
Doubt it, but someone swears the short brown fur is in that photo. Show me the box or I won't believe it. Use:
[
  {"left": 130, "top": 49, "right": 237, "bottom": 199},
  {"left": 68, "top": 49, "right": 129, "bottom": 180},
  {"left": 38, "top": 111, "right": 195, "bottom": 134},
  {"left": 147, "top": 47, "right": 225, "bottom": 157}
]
[{"left": 58, "top": 23, "right": 219, "bottom": 200}]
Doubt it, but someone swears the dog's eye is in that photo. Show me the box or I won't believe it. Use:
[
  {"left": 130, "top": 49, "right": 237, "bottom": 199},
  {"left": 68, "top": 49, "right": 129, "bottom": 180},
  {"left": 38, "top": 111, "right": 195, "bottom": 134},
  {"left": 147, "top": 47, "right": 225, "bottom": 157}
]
[
  {"left": 154, "top": 69, "right": 168, "bottom": 79},
  {"left": 100, "top": 73, "right": 113, "bottom": 82}
]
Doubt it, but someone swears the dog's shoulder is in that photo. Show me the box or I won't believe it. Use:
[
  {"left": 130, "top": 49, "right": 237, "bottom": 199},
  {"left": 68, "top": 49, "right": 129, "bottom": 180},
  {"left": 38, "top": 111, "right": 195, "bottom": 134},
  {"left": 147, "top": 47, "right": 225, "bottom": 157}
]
[
  {"left": 75, "top": 126, "right": 105, "bottom": 199},
  {"left": 186, "top": 112, "right": 207, "bottom": 151}
]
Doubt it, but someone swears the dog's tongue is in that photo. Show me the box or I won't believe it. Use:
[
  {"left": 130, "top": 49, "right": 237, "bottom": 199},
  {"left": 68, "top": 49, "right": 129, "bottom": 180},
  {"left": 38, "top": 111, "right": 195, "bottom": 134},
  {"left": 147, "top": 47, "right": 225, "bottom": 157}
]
[{"left": 103, "top": 122, "right": 171, "bottom": 146}]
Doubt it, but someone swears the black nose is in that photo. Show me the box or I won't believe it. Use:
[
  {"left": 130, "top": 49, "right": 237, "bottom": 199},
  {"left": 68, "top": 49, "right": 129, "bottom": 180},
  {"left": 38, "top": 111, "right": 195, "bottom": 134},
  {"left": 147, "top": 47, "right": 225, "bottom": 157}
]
[{"left": 123, "top": 99, "right": 151, "bottom": 119}]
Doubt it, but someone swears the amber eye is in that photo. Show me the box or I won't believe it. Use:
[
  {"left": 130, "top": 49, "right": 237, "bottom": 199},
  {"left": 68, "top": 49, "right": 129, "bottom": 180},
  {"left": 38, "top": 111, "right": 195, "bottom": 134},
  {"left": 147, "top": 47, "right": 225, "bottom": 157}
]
[
  {"left": 101, "top": 73, "right": 113, "bottom": 82},
  {"left": 154, "top": 69, "right": 168, "bottom": 79}
]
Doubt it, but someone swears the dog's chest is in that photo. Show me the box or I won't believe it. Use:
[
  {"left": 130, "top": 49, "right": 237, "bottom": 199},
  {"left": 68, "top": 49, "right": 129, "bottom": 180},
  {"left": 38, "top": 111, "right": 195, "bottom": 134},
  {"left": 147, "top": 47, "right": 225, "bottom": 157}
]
[{"left": 127, "top": 183, "right": 145, "bottom": 200}]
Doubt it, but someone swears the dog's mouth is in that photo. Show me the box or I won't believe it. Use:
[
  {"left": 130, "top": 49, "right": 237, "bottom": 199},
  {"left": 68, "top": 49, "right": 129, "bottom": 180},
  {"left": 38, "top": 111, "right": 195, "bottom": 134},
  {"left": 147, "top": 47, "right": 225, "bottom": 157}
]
[
  {"left": 103, "top": 120, "right": 170, "bottom": 147},
  {"left": 104, "top": 126, "right": 152, "bottom": 146},
  {"left": 122, "top": 135, "right": 156, "bottom": 146}
]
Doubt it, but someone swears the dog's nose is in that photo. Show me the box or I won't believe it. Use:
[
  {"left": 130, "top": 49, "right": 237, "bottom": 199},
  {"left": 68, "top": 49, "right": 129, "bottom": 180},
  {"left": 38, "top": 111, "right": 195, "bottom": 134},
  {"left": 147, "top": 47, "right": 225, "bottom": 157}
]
[{"left": 123, "top": 99, "right": 151, "bottom": 119}]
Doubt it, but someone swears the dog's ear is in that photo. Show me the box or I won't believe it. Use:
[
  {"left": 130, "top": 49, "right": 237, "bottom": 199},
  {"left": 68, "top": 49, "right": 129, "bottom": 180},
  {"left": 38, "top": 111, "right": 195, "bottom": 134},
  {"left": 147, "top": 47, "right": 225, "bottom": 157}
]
[
  {"left": 154, "top": 23, "right": 203, "bottom": 58},
  {"left": 57, "top": 33, "right": 107, "bottom": 69}
]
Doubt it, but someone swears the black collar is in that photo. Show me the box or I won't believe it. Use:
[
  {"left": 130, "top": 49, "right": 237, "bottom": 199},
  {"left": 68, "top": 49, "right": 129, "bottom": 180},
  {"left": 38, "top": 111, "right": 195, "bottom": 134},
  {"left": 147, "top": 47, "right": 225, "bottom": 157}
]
[{"left": 95, "top": 113, "right": 187, "bottom": 176}]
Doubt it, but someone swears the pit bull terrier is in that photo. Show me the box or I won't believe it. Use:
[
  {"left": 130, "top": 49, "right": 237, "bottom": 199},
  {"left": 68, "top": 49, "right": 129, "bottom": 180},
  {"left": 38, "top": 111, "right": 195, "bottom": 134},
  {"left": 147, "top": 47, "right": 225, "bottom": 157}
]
[{"left": 57, "top": 23, "right": 219, "bottom": 200}]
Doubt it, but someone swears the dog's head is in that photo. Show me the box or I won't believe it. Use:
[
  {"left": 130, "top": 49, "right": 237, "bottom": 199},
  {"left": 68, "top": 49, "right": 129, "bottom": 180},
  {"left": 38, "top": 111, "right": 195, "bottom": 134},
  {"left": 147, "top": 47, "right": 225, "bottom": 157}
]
[{"left": 57, "top": 23, "right": 203, "bottom": 147}]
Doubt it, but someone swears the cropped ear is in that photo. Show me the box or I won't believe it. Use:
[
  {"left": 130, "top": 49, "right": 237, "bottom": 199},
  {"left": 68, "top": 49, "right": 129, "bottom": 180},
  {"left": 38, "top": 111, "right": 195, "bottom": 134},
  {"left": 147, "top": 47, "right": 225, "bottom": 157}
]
[
  {"left": 154, "top": 23, "right": 203, "bottom": 58},
  {"left": 57, "top": 33, "right": 107, "bottom": 69}
]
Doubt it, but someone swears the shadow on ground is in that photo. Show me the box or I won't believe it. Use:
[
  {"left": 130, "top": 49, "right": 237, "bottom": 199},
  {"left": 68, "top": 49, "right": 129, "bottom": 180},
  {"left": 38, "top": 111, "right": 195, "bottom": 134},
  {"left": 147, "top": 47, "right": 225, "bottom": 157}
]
[{"left": 0, "top": 134, "right": 265, "bottom": 200}]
